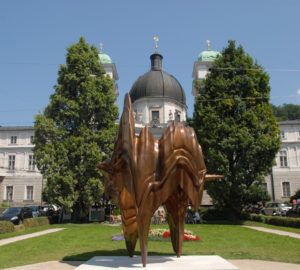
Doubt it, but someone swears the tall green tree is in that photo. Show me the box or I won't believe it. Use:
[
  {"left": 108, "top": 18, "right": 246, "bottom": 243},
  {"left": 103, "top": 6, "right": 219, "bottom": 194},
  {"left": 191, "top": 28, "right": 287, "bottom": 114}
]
[
  {"left": 271, "top": 104, "right": 300, "bottom": 121},
  {"left": 192, "top": 40, "right": 281, "bottom": 218},
  {"left": 34, "top": 37, "right": 119, "bottom": 221}
]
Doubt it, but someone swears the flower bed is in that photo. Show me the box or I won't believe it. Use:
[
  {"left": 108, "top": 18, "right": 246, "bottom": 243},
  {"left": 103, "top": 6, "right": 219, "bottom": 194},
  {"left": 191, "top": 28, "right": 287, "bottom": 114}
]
[
  {"left": 116, "top": 228, "right": 201, "bottom": 242},
  {"left": 149, "top": 228, "right": 201, "bottom": 241}
]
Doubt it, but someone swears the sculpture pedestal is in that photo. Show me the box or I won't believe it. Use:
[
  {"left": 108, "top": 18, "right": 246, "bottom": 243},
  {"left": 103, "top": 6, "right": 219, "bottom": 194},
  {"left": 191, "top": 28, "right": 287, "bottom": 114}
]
[{"left": 75, "top": 256, "right": 239, "bottom": 270}]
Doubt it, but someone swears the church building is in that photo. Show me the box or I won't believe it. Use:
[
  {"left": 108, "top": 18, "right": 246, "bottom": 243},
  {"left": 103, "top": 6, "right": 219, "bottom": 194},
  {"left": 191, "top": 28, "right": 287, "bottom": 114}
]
[
  {"left": 0, "top": 40, "right": 299, "bottom": 207},
  {"left": 129, "top": 51, "right": 187, "bottom": 138}
]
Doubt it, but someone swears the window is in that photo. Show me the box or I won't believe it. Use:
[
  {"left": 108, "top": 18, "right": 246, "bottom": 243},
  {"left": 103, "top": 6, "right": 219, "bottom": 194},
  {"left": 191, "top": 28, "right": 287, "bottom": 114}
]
[
  {"left": 149, "top": 107, "right": 162, "bottom": 125},
  {"left": 262, "top": 183, "right": 267, "bottom": 190},
  {"left": 10, "top": 136, "right": 17, "bottom": 144},
  {"left": 152, "top": 111, "right": 159, "bottom": 121},
  {"left": 30, "top": 136, "right": 34, "bottom": 144},
  {"left": 26, "top": 186, "right": 34, "bottom": 201},
  {"left": 282, "top": 182, "right": 291, "bottom": 197},
  {"left": 8, "top": 155, "right": 15, "bottom": 170},
  {"left": 280, "top": 131, "right": 285, "bottom": 140},
  {"left": 6, "top": 186, "right": 13, "bottom": 201},
  {"left": 279, "top": 150, "right": 288, "bottom": 167},
  {"left": 28, "top": 155, "right": 35, "bottom": 171},
  {"left": 175, "top": 110, "right": 181, "bottom": 122}
]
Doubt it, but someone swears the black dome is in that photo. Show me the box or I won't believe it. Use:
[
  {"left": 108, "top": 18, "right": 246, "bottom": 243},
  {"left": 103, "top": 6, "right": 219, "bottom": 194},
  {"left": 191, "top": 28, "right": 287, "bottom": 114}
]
[{"left": 129, "top": 54, "right": 186, "bottom": 105}]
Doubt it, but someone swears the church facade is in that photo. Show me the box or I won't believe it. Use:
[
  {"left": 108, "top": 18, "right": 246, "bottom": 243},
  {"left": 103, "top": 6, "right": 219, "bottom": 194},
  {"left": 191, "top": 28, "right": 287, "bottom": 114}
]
[
  {"left": 129, "top": 53, "right": 187, "bottom": 138},
  {"left": 0, "top": 42, "right": 299, "bottom": 206}
]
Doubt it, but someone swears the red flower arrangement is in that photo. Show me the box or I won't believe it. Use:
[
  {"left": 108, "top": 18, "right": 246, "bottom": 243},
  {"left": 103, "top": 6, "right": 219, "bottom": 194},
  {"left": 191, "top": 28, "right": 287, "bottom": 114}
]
[
  {"left": 120, "top": 228, "right": 201, "bottom": 242},
  {"left": 163, "top": 231, "right": 170, "bottom": 238},
  {"left": 162, "top": 230, "right": 200, "bottom": 241},
  {"left": 183, "top": 232, "right": 201, "bottom": 241}
]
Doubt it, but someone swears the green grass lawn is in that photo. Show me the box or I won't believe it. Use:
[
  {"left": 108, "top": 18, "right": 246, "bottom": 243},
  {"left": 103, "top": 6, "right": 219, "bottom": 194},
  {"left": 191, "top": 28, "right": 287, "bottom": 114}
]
[{"left": 0, "top": 223, "right": 299, "bottom": 269}]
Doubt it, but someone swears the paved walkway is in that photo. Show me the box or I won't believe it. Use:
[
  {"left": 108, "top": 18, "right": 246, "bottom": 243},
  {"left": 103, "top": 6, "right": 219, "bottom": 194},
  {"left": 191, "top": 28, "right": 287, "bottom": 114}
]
[
  {"left": 2, "top": 259, "right": 300, "bottom": 270},
  {"left": 243, "top": 225, "right": 300, "bottom": 239},
  {"left": 0, "top": 228, "right": 65, "bottom": 246}
]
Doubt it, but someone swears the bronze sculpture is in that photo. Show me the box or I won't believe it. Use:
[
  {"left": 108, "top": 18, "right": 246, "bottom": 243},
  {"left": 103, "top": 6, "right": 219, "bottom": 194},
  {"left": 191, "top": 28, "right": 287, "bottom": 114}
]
[{"left": 98, "top": 94, "right": 222, "bottom": 267}]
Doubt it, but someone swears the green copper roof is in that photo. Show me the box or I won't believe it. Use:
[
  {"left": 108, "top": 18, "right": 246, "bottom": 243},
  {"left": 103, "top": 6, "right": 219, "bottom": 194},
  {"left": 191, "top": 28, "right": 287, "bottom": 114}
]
[
  {"left": 198, "top": 50, "right": 221, "bottom": 62},
  {"left": 98, "top": 53, "right": 112, "bottom": 64}
]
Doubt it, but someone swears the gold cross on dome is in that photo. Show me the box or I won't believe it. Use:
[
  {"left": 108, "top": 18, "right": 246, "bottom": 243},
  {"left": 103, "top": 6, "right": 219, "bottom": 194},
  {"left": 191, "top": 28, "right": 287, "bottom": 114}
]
[
  {"left": 206, "top": 40, "right": 211, "bottom": 50},
  {"left": 99, "top": 42, "right": 103, "bottom": 53},
  {"left": 154, "top": 37, "right": 159, "bottom": 53}
]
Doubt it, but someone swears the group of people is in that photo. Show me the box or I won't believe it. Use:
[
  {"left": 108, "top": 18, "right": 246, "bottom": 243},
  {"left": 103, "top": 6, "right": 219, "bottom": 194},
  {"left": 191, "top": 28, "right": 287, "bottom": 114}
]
[
  {"left": 153, "top": 208, "right": 166, "bottom": 224},
  {"left": 185, "top": 210, "right": 203, "bottom": 224},
  {"left": 109, "top": 206, "right": 203, "bottom": 225}
]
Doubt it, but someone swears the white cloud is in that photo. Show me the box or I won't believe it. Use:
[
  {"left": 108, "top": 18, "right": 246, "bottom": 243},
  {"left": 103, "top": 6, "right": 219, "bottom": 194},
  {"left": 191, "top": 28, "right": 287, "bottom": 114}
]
[{"left": 298, "top": 89, "right": 300, "bottom": 96}]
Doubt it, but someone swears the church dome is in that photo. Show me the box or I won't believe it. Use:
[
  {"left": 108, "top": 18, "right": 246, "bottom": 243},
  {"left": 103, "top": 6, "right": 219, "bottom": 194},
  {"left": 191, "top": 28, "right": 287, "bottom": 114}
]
[
  {"left": 129, "top": 54, "right": 186, "bottom": 105},
  {"left": 98, "top": 53, "right": 112, "bottom": 64},
  {"left": 198, "top": 50, "right": 221, "bottom": 62}
]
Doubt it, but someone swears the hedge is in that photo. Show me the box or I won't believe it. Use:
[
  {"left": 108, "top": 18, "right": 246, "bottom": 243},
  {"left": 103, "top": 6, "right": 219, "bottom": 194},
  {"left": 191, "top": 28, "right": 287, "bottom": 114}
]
[
  {"left": 14, "top": 224, "right": 25, "bottom": 233},
  {"left": 23, "top": 217, "right": 50, "bottom": 230},
  {"left": 0, "top": 221, "right": 14, "bottom": 234},
  {"left": 248, "top": 214, "right": 300, "bottom": 228},
  {"left": 201, "top": 208, "right": 230, "bottom": 221}
]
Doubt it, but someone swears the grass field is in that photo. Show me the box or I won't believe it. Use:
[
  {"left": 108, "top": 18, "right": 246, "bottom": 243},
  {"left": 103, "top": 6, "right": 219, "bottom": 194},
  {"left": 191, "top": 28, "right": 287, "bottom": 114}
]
[{"left": 0, "top": 222, "right": 300, "bottom": 269}]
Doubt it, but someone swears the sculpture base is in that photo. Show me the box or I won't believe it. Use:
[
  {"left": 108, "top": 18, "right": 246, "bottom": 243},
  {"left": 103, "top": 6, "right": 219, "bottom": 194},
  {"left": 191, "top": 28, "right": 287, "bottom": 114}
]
[{"left": 74, "top": 256, "right": 239, "bottom": 269}]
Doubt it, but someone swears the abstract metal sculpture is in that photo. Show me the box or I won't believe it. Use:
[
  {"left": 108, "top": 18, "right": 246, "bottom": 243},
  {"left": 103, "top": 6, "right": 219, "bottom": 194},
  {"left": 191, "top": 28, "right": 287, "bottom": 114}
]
[{"left": 98, "top": 94, "right": 222, "bottom": 267}]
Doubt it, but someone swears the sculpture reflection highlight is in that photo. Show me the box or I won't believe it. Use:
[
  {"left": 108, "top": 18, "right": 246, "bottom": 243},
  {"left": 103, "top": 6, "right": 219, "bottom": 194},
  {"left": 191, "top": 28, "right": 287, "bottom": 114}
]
[{"left": 98, "top": 94, "right": 222, "bottom": 267}]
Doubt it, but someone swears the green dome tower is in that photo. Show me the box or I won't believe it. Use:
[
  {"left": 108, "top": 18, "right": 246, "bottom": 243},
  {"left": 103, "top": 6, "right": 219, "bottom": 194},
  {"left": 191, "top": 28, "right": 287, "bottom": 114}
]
[
  {"left": 192, "top": 40, "right": 221, "bottom": 98},
  {"left": 98, "top": 43, "right": 119, "bottom": 97}
]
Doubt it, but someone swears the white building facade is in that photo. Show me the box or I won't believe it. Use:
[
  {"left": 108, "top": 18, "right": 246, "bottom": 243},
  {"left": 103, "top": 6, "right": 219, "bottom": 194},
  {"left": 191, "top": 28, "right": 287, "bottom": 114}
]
[
  {"left": 265, "top": 120, "right": 300, "bottom": 202},
  {"left": 0, "top": 126, "right": 43, "bottom": 205}
]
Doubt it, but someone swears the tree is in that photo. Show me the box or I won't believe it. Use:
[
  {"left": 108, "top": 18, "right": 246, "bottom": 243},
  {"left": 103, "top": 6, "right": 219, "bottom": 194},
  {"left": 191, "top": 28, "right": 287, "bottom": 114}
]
[
  {"left": 192, "top": 40, "right": 281, "bottom": 218},
  {"left": 271, "top": 104, "right": 300, "bottom": 121},
  {"left": 34, "top": 37, "right": 119, "bottom": 222},
  {"left": 290, "top": 189, "right": 300, "bottom": 203}
]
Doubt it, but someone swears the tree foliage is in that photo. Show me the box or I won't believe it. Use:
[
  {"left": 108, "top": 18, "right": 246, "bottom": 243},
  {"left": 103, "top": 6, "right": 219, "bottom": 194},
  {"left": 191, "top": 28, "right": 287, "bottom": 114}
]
[
  {"left": 192, "top": 40, "right": 281, "bottom": 217},
  {"left": 271, "top": 104, "right": 300, "bottom": 121},
  {"left": 290, "top": 189, "right": 300, "bottom": 203},
  {"left": 34, "top": 37, "right": 119, "bottom": 221}
]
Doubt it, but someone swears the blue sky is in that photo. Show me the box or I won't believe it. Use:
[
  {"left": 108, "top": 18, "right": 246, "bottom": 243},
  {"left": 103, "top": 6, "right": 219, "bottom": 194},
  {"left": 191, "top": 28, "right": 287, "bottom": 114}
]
[{"left": 1, "top": 0, "right": 300, "bottom": 126}]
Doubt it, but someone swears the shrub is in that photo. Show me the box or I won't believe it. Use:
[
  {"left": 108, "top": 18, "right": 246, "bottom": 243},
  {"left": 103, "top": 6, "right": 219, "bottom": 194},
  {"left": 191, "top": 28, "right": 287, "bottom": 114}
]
[
  {"left": 0, "top": 221, "right": 14, "bottom": 234},
  {"left": 264, "top": 216, "right": 300, "bottom": 228},
  {"left": 249, "top": 214, "right": 265, "bottom": 223},
  {"left": 48, "top": 215, "right": 59, "bottom": 224},
  {"left": 247, "top": 214, "right": 300, "bottom": 228},
  {"left": 14, "top": 224, "right": 25, "bottom": 233},
  {"left": 23, "top": 217, "right": 50, "bottom": 230},
  {"left": 240, "top": 211, "right": 250, "bottom": 220},
  {"left": 201, "top": 208, "right": 229, "bottom": 221}
]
